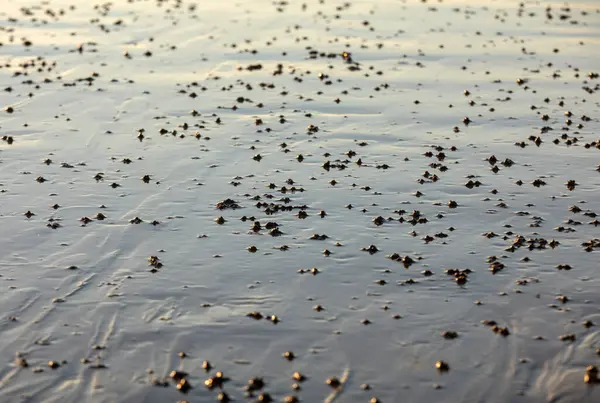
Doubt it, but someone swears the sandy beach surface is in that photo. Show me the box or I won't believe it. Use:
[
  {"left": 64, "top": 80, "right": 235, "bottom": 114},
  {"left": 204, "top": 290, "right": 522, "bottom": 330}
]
[{"left": 1, "top": 0, "right": 599, "bottom": 402}]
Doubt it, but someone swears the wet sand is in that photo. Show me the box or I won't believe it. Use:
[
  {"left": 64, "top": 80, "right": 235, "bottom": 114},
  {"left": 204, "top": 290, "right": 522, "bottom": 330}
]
[{"left": 1, "top": 0, "right": 599, "bottom": 402}]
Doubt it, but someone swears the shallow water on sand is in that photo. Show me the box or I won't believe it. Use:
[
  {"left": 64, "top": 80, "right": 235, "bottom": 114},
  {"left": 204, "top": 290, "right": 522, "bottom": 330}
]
[{"left": 1, "top": 0, "right": 600, "bottom": 402}]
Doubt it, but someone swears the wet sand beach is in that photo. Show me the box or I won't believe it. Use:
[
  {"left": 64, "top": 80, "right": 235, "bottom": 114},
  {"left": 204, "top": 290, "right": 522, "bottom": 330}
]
[{"left": 1, "top": 0, "right": 599, "bottom": 402}]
